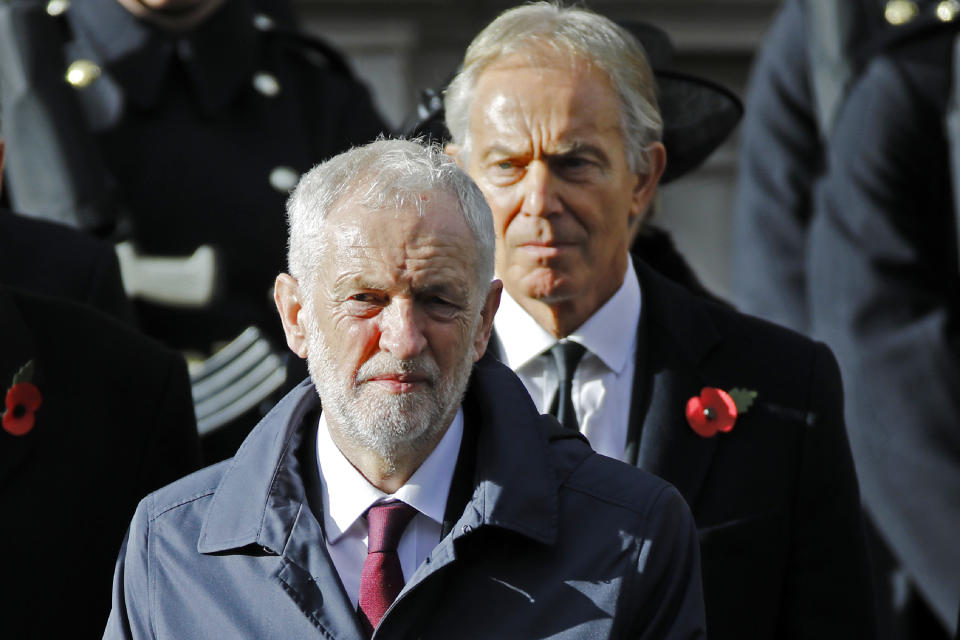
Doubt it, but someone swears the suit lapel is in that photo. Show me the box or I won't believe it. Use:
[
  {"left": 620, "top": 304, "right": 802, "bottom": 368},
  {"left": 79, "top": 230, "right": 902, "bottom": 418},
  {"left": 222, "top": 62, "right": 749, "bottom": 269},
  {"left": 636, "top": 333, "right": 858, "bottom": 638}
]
[
  {"left": 0, "top": 289, "right": 47, "bottom": 489},
  {"left": 626, "top": 261, "right": 723, "bottom": 510}
]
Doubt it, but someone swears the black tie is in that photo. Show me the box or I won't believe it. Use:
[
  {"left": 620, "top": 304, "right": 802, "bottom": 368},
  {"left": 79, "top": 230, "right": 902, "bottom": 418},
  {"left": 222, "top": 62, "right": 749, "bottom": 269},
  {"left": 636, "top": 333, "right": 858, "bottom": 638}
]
[{"left": 547, "top": 341, "right": 587, "bottom": 431}]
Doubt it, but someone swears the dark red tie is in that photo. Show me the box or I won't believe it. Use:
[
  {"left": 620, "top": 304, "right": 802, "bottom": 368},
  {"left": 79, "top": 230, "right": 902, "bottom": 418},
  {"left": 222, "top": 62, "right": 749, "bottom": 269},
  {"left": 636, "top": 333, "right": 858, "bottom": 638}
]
[{"left": 358, "top": 501, "right": 417, "bottom": 635}]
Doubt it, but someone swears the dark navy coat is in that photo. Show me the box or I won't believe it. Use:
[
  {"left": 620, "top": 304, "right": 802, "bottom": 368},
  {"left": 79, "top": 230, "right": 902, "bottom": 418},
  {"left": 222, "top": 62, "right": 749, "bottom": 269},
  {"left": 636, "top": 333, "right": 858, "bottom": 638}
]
[{"left": 104, "top": 357, "right": 706, "bottom": 639}]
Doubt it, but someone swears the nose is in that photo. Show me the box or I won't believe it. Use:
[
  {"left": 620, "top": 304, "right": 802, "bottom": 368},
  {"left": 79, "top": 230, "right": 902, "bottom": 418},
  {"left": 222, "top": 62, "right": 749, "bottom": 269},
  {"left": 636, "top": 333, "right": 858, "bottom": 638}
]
[
  {"left": 378, "top": 298, "right": 428, "bottom": 360},
  {"left": 521, "top": 162, "right": 562, "bottom": 218}
]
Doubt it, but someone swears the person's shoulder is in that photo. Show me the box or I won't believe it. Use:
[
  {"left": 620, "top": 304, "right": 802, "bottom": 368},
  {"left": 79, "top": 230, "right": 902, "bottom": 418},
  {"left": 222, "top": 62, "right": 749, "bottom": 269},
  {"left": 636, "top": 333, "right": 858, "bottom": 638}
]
[
  {"left": 545, "top": 423, "right": 686, "bottom": 518},
  {"left": 639, "top": 257, "right": 828, "bottom": 356},
  {"left": 136, "top": 458, "right": 230, "bottom": 522},
  {"left": 258, "top": 18, "right": 356, "bottom": 79},
  {"left": 11, "top": 285, "right": 178, "bottom": 377},
  {"left": 0, "top": 211, "right": 118, "bottom": 287}
]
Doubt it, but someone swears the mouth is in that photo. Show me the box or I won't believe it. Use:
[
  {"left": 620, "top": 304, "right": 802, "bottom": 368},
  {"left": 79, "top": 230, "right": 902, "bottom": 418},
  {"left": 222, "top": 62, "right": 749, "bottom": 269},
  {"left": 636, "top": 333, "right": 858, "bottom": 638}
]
[
  {"left": 362, "top": 373, "right": 431, "bottom": 393},
  {"left": 516, "top": 241, "right": 578, "bottom": 258}
]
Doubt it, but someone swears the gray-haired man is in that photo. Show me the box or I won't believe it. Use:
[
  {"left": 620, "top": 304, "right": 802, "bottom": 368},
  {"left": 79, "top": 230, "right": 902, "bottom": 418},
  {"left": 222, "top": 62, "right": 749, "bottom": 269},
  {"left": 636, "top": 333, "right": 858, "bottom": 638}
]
[
  {"left": 103, "top": 138, "right": 706, "bottom": 639},
  {"left": 444, "top": 3, "right": 875, "bottom": 639}
]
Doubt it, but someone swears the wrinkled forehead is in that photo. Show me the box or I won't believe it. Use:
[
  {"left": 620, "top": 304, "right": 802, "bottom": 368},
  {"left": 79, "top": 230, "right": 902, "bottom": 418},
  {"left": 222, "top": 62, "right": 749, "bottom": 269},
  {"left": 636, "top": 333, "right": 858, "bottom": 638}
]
[{"left": 320, "top": 195, "right": 477, "bottom": 267}]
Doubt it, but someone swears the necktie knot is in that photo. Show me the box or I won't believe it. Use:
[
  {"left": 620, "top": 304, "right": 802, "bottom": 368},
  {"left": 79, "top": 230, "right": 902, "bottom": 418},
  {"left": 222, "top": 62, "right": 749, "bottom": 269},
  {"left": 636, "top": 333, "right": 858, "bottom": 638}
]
[
  {"left": 550, "top": 340, "right": 587, "bottom": 379},
  {"left": 366, "top": 501, "right": 417, "bottom": 553},
  {"left": 548, "top": 340, "right": 587, "bottom": 431}
]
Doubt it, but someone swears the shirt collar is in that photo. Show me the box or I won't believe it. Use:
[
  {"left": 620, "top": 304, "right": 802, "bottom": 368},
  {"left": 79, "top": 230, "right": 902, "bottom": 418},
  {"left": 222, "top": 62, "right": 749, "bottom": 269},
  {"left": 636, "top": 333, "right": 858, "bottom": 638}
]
[
  {"left": 493, "top": 255, "right": 641, "bottom": 375},
  {"left": 317, "top": 408, "right": 464, "bottom": 544},
  {"left": 68, "top": 0, "right": 259, "bottom": 113}
]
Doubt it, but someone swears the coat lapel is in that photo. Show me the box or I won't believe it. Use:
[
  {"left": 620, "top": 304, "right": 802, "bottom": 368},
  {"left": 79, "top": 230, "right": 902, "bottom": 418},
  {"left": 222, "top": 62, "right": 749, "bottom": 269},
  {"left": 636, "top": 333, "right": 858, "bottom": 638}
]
[
  {"left": 626, "top": 261, "right": 723, "bottom": 510},
  {"left": 198, "top": 380, "right": 366, "bottom": 640},
  {"left": 0, "top": 289, "right": 46, "bottom": 489}
]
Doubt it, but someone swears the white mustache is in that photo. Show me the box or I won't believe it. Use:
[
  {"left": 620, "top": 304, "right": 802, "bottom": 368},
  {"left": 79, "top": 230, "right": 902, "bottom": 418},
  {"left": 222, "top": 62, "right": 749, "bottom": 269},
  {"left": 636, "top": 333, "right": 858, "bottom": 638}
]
[{"left": 355, "top": 354, "right": 440, "bottom": 386}]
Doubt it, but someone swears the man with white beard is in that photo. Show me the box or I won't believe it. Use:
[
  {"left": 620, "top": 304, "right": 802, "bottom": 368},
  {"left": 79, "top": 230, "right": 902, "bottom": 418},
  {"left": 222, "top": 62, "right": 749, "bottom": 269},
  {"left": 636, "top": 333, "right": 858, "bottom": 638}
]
[{"left": 103, "top": 138, "right": 706, "bottom": 639}]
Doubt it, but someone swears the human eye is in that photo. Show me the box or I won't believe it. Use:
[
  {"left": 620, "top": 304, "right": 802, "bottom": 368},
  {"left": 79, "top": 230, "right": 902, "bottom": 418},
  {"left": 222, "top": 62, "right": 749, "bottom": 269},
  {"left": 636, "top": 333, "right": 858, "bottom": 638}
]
[
  {"left": 422, "top": 294, "right": 463, "bottom": 320},
  {"left": 344, "top": 291, "right": 386, "bottom": 316},
  {"left": 486, "top": 158, "right": 524, "bottom": 185},
  {"left": 553, "top": 154, "right": 596, "bottom": 178}
]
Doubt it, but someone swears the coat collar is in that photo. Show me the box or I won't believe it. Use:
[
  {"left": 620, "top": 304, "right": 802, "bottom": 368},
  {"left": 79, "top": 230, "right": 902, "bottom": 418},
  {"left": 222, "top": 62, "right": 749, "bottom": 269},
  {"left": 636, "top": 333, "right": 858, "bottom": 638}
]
[
  {"left": 627, "top": 258, "right": 723, "bottom": 509},
  {"left": 198, "top": 355, "right": 561, "bottom": 557},
  {"left": 67, "top": 0, "right": 259, "bottom": 114}
]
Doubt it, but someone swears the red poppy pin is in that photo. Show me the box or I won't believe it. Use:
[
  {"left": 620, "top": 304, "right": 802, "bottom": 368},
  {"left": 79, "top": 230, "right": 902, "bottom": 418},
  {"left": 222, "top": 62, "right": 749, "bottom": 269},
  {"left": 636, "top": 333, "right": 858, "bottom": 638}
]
[
  {"left": 685, "top": 387, "right": 757, "bottom": 438},
  {"left": 3, "top": 360, "right": 43, "bottom": 437}
]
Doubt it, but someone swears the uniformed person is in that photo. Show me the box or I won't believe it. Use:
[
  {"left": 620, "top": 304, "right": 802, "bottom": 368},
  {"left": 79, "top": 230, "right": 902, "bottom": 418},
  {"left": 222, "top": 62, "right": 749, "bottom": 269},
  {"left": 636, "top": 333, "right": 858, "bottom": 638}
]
[
  {"left": 0, "top": 0, "right": 388, "bottom": 461},
  {"left": 730, "top": 0, "right": 939, "bottom": 334},
  {"left": 808, "top": 6, "right": 960, "bottom": 638}
]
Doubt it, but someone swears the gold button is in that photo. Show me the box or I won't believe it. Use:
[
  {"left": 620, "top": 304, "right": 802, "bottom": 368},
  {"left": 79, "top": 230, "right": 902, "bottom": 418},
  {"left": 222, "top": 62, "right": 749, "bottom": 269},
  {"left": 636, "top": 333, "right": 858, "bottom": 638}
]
[
  {"left": 937, "top": 0, "right": 960, "bottom": 21},
  {"left": 46, "top": 0, "right": 70, "bottom": 16},
  {"left": 65, "top": 59, "right": 101, "bottom": 88},
  {"left": 885, "top": 0, "right": 919, "bottom": 24}
]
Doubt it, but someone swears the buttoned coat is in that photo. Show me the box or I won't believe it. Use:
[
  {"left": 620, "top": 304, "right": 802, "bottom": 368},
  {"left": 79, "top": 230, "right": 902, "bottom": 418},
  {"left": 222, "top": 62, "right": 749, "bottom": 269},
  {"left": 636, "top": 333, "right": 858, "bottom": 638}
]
[
  {"left": 104, "top": 356, "right": 706, "bottom": 639},
  {"left": 491, "top": 258, "right": 874, "bottom": 639}
]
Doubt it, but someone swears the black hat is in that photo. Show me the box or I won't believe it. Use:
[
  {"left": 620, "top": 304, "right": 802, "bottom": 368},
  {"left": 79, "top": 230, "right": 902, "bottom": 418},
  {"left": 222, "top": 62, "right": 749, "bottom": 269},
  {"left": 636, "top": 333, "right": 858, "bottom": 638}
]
[{"left": 401, "top": 21, "right": 742, "bottom": 184}]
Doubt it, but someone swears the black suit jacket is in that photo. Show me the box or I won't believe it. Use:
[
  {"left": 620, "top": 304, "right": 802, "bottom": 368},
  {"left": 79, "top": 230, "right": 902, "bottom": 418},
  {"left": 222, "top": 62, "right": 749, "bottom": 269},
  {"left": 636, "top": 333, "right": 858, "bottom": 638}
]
[
  {"left": 492, "top": 258, "right": 874, "bottom": 639},
  {"left": 0, "top": 286, "right": 201, "bottom": 638}
]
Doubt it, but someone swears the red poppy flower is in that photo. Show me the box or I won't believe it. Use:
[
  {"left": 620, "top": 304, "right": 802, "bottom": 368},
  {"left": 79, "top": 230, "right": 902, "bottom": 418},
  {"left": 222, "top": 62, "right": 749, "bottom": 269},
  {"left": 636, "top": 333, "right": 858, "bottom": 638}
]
[
  {"left": 3, "top": 382, "right": 43, "bottom": 436},
  {"left": 686, "top": 387, "right": 737, "bottom": 438}
]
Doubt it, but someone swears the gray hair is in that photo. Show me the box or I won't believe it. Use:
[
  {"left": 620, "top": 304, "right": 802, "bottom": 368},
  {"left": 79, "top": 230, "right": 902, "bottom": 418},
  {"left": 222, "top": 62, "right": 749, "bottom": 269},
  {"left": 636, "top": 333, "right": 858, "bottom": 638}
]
[
  {"left": 286, "top": 138, "right": 495, "bottom": 292},
  {"left": 444, "top": 1, "right": 662, "bottom": 173}
]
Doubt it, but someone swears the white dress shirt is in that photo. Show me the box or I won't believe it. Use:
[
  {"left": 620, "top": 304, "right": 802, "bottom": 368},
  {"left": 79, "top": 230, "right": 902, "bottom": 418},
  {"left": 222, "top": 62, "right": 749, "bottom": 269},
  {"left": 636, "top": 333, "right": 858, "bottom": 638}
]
[
  {"left": 494, "top": 257, "right": 640, "bottom": 462},
  {"left": 317, "top": 408, "right": 463, "bottom": 609}
]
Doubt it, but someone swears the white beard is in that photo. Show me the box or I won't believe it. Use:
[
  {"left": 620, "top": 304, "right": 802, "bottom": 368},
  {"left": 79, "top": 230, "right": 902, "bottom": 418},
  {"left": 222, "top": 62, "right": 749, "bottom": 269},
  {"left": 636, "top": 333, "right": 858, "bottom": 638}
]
[{"left": 305, "top": 323, "right": 476, "bottom": 470}]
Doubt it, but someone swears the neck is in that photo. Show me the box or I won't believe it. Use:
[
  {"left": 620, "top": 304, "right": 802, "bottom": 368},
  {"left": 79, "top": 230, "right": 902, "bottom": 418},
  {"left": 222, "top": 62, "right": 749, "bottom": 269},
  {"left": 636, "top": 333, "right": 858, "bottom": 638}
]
[
  {"left": 506, "top": 280, "right": 623, "bottom": 340},
  {"left": 326, "top": 422, "right": 450, "bottom": 495},
  {"left": 115, "top": 0, "right": 227, "bottom": 32}
]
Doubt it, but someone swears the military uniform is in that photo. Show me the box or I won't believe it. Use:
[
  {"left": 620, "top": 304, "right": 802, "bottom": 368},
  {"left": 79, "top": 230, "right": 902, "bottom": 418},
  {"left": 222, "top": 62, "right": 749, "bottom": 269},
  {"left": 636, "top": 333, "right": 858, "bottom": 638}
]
[
  {"left": 730, "top": 0, "right": 936, "bottom": 334},
  {"left": 0, "top": 0, "right": 387, "bottom": 460},
  {"left": 1, "top": 0, "right": 386, "bottom": 352},
  {"left": 808, "top": 11, "right": 960, "bottom": 637}
]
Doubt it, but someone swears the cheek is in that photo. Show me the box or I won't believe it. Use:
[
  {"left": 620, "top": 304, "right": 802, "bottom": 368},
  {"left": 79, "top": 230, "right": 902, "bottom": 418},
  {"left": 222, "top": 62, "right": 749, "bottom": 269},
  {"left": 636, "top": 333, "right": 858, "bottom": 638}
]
[
  {"left": 476, "top": 184, "right": 518, "bottom": 237},
  {"left": 320, "top": 314, "right": 382, "bottom": 369}
]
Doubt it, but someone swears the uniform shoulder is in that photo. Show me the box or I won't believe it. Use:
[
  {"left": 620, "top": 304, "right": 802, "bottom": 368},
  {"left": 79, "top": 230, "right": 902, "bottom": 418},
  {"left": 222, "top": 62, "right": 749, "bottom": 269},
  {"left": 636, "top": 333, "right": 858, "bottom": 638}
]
[{"left": 261, "top": 23, "right": 354, "bottom": 77}]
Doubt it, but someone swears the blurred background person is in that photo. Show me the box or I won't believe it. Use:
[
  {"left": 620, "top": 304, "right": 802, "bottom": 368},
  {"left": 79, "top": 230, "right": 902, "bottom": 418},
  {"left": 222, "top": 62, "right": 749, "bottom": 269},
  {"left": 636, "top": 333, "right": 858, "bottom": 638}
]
[
  {"left": 806, "top": 7, "right": 960, "bottom": 639},
  {"left": 731, "top": 2, "right": 957, "bottom": 637},
  {"left": 0, "top": 0, "right": 388, "bottom": 462}
]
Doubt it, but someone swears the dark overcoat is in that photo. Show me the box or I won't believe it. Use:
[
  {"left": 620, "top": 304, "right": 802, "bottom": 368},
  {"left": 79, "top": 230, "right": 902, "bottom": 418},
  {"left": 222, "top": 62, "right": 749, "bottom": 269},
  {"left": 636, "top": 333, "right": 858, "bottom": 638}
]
[{"left": 0, "top": 285, "right": 201, "bottom": 638}]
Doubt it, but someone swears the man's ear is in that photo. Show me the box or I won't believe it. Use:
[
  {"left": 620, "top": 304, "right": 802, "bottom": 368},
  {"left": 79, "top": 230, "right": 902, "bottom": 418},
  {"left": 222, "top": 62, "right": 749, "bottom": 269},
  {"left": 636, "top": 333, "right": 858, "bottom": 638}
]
[
  {"left": 274, "top": 273, "right": 309, "bottom": 359},
  {"left": 628, "top": 141, "right": 667, "bottom": 226},
  {"left": 472, "top": 279, "right": 503, "bottom": 361},
  {"left": 445, "top": 143, "right": 465, "bottom": 169}
]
